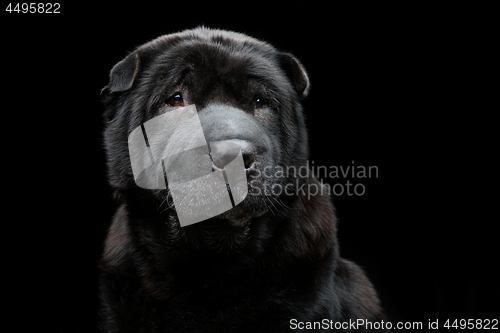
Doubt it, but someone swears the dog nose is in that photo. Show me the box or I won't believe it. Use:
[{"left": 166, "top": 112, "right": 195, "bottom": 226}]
[{"left": 209, "top": 140, "right": 256, "bottom": 170}]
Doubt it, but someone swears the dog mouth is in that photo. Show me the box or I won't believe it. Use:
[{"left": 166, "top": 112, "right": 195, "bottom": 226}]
[
  {"left": 155, "top": 145, "right": 269, "bottom": 226},
  {"left": 245, "top": 161, "right": 258, "bottom": 176},
  {"left": 205, "top": 154, "right": 267, "bottom": 224},
  {"left": 209, "top": 155, "right": 257, "bottom": 176}
]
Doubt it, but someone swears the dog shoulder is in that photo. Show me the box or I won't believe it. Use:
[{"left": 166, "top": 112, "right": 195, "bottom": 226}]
[{"left": 99, "top": 204, "right": 135, "bottom": 273}]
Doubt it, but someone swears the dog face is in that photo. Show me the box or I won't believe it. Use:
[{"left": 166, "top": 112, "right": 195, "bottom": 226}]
[{"left": 101, "top": 27, "right": 310, "bottom": 224}]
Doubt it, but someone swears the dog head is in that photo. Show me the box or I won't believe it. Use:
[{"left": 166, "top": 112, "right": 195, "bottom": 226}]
[{"left": 101, "top": 27, "right": 310, "bottom": 224}]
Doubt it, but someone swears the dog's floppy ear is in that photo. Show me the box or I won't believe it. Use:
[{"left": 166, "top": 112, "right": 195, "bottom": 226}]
[
  {"left": 279, "top": 53, "right": 310, "bottom": 97},
  {"left": 100, "top": 52, "right": 141, "bottom": 101}
]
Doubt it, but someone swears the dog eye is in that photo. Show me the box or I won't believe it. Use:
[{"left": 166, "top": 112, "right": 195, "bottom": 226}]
[
  {"left": 167, "top": 93, "right": 184, "bottom": 107},
  {"left": 255, "top": 98, "right": 268, "bottom": 108}
]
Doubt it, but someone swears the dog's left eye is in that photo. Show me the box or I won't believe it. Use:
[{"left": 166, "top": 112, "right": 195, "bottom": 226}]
[{"left": 167, "top": 93, "right": 184, "bottom": 107}]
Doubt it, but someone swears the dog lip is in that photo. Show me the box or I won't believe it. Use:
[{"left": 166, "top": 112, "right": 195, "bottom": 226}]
[
  {"left": 209, "top": 158, "right": 256, "bottom": 175},
  {"left": 245, "top": 161, "right": 257, "bottom": 175},
  {"left": 211, "top": 162, "right": 224, "bottom": 172}
]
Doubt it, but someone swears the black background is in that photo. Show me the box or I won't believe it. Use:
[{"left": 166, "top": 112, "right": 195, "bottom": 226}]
[{"left": 3, "top": 4, "right": 498, "bottom": 332}]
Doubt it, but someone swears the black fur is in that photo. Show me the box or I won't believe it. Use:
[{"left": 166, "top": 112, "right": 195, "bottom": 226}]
[{"left": 99, "top": 27, "right": 387, "bottom": 332}]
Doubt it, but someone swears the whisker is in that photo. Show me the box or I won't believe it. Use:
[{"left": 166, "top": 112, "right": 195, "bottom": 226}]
[
  {"left": 266, "top": 197, "right": 278, "bottom": 216},
  {"left": 158, "top": 191, "right": 172, "bottom": 212},
  {"left": 271, "top": 196, "right": 286, "bottom": 210},
  {"left": 273, "top": 196, "right": 299, "bottom": 210},
  {"left": 262, "top": 197, "right": 274, "bottom": 217}
]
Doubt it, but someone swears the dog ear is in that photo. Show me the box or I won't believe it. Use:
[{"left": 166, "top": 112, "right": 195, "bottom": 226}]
[
  {"left": 279, "top": 53, "right": 310, "bottom": 97},
  {"left": 100, "top": 52, "right": 141, "bottom": 121},
  {"left": 100, "top": 52, "right": 141, "bottom": 101}
]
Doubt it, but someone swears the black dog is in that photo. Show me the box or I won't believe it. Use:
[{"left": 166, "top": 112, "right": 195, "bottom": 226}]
[{"left": 99, "top": 27, "right": 387, "bottom": 332}]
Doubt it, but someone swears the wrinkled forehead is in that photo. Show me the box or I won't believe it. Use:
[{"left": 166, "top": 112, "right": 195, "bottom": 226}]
[
  {"left": 136, "top": 37, "right": 294, "bottom": 113},
  {"left": 153, "top": 40, "right": 283, "bottom": 88}
]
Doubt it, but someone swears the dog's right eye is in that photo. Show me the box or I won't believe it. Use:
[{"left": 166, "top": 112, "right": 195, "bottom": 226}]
[
  {"left": 255, "top": 98, "right": 268, "bottom": 109},
  {"left": 167, "top": 93, "right": 184, "bottom": 107}
]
